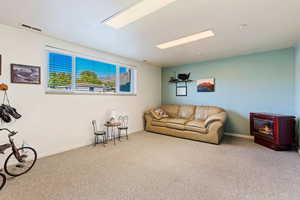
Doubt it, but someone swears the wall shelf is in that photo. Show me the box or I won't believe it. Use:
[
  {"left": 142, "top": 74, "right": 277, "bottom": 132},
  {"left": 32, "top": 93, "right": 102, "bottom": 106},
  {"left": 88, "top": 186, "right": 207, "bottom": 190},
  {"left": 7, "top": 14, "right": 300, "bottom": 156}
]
[
  {"left": 168, "top": 79, "right": 193, "bottom": 96},
  {"left": 168, "top": 79, "right": 193, "bottom": 83}
]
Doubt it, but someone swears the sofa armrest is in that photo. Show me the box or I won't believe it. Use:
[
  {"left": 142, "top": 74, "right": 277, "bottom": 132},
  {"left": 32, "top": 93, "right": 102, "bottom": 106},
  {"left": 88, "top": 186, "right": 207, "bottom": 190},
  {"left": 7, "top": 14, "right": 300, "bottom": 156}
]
[
  {"left": 204, "top": 112, "right": 227, "bottom": 128},
  {"left": 144, "top": 112, "right": 154, "bottom": 130},
  {"left": 144, "top": 109, "right": 151, "bottom": 115},
  {"left": 207, "top": 121, "right": 224, "bottom": 144}
]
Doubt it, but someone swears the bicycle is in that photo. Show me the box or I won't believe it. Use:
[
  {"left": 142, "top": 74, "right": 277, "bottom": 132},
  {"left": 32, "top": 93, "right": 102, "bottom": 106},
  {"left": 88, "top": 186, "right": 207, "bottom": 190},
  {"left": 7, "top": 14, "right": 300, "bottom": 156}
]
[
  {"left": 0, "top": 128, "right": 37, "bottom": 190},
  {"left": 0, "top": 171, "right": 5, "bottom": 190}
]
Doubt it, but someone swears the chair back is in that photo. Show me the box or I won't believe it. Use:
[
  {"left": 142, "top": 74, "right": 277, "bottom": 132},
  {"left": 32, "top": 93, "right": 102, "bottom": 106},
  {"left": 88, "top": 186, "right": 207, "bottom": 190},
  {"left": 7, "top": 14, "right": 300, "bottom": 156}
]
[
  {"left": 118, "top": 115, "right": 128, "bottom": 128},
  {"left": 92, "top": 120, "right": 98, "bottom": 133}
]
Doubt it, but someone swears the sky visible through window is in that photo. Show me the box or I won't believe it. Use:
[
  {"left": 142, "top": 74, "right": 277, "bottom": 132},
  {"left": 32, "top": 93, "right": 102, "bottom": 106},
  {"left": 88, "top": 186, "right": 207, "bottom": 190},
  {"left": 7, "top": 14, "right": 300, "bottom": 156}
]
[
  {"left": 48, "top": 53, "right": 72, "bottom": 89},
  {"left": 49, "top": 52, "right": 72, "bottom": 73},
  {"left": 76, "top": 57, "right": 116, "bottom": 79}
]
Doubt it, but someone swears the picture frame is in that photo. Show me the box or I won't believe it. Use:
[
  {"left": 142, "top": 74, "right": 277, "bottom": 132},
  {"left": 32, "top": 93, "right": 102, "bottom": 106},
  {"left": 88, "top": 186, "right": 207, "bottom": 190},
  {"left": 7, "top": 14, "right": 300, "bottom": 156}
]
[
  {"left": 197, "top": 78, "right": 215, "bottom": 92},
  {"left": 176, "top": 86, "right": 187, "bottom": 96},
  {"left": 11, "top": 64, "right": 41, "bottom": 84}
]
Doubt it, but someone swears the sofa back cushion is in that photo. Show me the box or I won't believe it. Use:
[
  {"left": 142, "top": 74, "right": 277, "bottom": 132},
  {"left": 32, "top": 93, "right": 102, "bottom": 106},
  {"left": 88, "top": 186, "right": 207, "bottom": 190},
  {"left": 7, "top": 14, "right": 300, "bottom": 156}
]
[
  {"left": 194, "top": 106, "right": 208, "bottom": 120},
  {"left": 160, "top": 105, "right": 179, "bottom": 118},
  {"left": 207, "top": 106, "right": 225, "bottom": 116},
  {"left": 178, "top": 105, "right": 195, "bottom": 120},
  {"left": 194, "top": 106, "right": 225, "bottom": 120},
  {"left": 160, "top": 105, "right": 225, "bottom": 120}
]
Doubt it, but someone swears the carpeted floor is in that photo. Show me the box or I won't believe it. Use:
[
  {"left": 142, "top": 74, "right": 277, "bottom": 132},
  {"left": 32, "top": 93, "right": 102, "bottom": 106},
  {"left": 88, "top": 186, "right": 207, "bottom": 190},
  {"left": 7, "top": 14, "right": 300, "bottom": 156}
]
[{"left": 1, "top": 132, "right": 300, "bottom": 200}]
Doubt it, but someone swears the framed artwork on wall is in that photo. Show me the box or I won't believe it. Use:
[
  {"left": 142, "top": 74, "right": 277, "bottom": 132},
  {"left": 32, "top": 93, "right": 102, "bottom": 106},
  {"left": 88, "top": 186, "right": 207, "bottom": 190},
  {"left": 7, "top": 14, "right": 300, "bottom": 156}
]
[
  {"left": 176, "top": 86, "right": 187, "bottom": 96},
  {"left": 197, "top": 78, "right": 215, "bottom": 92},
  {"left": 11, "top": 64, "right": 41, "bottom": 84}
]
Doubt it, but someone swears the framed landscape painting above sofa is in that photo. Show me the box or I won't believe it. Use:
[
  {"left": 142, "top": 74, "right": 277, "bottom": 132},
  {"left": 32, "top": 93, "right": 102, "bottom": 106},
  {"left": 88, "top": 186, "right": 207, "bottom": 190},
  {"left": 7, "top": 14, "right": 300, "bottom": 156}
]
[{"left": 197, "top": 78, "right": 215, "bottom": 92}]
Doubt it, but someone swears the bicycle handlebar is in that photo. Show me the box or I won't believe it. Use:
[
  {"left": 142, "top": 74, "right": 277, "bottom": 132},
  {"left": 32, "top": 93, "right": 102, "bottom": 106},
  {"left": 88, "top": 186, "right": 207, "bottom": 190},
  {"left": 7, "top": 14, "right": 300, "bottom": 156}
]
[{"left": 0, "top": 128, "right": 17, "bottom": 136}]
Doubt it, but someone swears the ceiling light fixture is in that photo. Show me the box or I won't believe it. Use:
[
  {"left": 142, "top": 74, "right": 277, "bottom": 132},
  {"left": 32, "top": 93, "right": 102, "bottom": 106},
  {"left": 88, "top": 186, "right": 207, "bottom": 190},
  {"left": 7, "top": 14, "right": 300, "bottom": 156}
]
[
  {"left": 103, "top": 0, "right": 177, "bottom": 29},
  {"left": 157, "top": 30, "right": 215, "bottom": 49}
]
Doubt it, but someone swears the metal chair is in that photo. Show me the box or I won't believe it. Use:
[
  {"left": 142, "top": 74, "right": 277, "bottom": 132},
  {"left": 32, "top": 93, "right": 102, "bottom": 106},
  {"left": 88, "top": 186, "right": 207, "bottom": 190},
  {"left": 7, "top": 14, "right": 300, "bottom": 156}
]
[
  {"left": 117, "top": 115, "right": 129, "bottom": 140},
  {"left": 92, "top": 120, "right": 106, "bottom": 146}
]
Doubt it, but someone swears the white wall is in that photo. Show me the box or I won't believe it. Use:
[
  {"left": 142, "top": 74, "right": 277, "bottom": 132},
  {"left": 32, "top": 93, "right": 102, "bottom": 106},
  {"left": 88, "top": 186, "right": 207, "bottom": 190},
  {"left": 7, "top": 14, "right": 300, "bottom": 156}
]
[{"left": 0, "top": 24, "right": 161, "bottom": 160}]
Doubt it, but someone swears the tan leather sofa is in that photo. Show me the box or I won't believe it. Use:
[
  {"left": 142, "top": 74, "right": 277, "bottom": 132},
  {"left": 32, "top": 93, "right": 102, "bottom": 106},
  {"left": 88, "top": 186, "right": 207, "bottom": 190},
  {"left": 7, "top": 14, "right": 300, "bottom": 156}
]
[{"left": 144, "top": 105, "right": 227, "bottom": 144}]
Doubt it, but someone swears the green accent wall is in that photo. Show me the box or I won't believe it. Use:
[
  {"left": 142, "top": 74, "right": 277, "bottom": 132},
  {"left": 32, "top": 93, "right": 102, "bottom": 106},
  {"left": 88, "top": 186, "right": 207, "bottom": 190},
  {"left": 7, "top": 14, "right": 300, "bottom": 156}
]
[
  {"left": 295, "top": 43, "right": 300, "bottom": 146},
  {"left": 162, "top": 48, "right": 295, "bottom": 135}
]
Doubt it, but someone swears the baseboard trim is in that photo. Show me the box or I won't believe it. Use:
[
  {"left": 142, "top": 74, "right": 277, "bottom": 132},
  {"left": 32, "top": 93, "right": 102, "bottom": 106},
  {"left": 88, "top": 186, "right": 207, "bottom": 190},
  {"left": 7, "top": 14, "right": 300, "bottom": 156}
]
[
  {"left": 224, "top": 133, "right": 254, "bottom": 140},
  {"left": 38, "top": 130, "right": 143, "bottom": 160}
]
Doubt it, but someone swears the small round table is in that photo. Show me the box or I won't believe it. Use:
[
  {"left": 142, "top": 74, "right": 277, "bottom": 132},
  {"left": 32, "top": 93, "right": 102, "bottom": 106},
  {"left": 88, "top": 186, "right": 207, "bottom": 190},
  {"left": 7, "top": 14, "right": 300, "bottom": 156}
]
[{"left": 104, "top": 122, "right": 121, "bottom": 145}]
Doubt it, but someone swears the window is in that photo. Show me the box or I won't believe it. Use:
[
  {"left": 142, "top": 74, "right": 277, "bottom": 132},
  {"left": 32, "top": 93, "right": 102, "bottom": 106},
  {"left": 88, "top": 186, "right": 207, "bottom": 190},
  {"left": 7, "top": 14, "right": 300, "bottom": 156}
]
[
  {"left": 119, "top": 66, "right": 134, "bottom": 93},
  {"left": 47, "top": 50, "right": 136, "bottom": 95},
  {"left": 75, "top": 57, "right": 117, "bottom": 93},
  {"left": 48, "top": 52, "right": 72, "bottom": 91}
]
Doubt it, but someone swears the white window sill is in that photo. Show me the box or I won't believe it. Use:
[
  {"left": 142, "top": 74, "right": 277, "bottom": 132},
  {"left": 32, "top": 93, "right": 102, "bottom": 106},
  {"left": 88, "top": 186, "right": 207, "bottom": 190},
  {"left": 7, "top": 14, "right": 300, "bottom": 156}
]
[{"left": 45, "top": 90, "right": 137, "bottom": 96}]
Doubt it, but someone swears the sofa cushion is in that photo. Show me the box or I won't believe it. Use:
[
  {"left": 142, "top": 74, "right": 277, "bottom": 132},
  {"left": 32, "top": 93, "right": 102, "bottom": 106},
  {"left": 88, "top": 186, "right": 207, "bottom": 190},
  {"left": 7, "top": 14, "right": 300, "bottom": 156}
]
[
  {"left": 165, "top": 118, "right": 188, "bottom": 125},
  {"left": 152, "top": 118, "right": 168, "bottom": 127},
  {"left": 165, "top": 118, "right": 188, "bottom": 130},
  {"left": 186, "top": 120, "right": 206, "bottom": 128},
  {"left": 160, "top": 105, "right": 179, "bottom": 118},
  {"left": 206, "top": 106, "right": 225, "bottom": 117},
  {"left": 194, "top": 107, "right": 208, "bottom": 120},
  {"left": 185, "top": 120, "right": 207, "bottom": 133},
  {"left": 194, "top": 106, "right": 225, "bottom": 120},
  {"left": 178, "top": 105, "right": 196, "bottom": 120},
  {"left": 152, "top": 118, "right": 187, "bottom": 130},
  {"left": 185, "top": 126, "right": 207, "bottom": 133},
  {"left": 165, "top": 123, "right": 185, "bottom": 130}
]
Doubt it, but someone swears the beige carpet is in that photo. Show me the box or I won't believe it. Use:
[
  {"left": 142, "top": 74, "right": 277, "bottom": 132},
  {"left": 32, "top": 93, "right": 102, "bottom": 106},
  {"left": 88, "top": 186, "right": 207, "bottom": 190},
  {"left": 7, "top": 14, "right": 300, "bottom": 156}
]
[{"left": 1, "top": 132, "right": 300, "bottom": 200}]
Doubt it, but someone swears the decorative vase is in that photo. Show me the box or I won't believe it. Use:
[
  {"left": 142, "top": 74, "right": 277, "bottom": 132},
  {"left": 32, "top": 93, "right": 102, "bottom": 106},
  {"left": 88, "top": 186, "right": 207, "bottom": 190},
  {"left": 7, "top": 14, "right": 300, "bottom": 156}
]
[{"left": 177, "top": 73, "right": 190, "bottom": 81}]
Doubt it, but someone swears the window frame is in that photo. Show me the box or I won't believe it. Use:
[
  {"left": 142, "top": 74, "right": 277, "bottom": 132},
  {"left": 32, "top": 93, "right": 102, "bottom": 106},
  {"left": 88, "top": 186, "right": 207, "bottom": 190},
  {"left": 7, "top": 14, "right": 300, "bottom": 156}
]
[{"left": 45, "top": 48, "right": 137, "bottom": 96}]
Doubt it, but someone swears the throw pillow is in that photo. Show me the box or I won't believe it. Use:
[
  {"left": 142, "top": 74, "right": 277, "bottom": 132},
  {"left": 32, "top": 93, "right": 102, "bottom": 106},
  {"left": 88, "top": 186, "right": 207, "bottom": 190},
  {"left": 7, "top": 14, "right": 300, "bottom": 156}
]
[{"left": 150, "top": 108, "right": 168, "bottom": 120}]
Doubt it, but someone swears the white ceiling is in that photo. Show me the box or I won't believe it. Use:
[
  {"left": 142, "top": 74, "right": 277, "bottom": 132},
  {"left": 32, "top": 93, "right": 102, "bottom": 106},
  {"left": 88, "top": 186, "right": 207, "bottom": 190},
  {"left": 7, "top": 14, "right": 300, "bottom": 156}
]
[{"left": 0, "top": 0, "right": 300, "bottom": 67}]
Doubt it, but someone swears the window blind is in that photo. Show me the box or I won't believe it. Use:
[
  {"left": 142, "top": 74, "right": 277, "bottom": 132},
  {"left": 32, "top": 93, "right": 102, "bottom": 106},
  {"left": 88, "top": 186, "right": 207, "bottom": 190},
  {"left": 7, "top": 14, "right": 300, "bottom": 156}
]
[
  {"left": 47, "top": 51, "right": 136, "bottom": 94},
  {"left": 48, "top": 52, "right": 73, "bottom": 90}
]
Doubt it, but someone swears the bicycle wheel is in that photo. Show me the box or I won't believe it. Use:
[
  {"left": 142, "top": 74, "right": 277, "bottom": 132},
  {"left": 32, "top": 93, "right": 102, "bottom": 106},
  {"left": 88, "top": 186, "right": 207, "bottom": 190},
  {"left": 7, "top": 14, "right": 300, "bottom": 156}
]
[
  {"left": 4, "top": 147, "right": 37, "bottom": 177},
  {"left": 0, "top": 173, "right": 6, "bottom": 190}
]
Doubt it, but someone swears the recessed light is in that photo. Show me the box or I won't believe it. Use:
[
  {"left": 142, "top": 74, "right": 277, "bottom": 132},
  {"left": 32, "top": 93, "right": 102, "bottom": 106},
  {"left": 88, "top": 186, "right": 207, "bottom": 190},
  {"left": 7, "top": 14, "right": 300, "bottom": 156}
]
[
  {"left": 103, "top": 0, "right": 177, "bottom": 29},
  {"left": 157, "top": 30, "right": 215, "bottom": 49}
]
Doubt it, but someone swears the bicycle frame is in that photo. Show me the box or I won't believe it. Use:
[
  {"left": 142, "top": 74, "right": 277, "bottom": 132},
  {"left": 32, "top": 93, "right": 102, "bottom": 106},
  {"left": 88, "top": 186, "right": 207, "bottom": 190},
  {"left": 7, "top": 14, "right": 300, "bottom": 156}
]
[
  {"left": 0, "top": 129, "right": 23, "bottom": 162},
  {"left": 8, "top": 136, "right": 23, "bottom": 162}
]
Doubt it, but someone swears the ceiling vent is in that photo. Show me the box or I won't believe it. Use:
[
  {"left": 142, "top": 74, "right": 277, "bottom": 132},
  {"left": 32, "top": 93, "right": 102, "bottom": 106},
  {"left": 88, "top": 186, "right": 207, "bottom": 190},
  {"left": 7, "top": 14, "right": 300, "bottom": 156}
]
[{"left": 21, "top": 24, "right": 42, "bottom": 32}]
